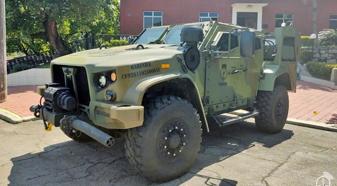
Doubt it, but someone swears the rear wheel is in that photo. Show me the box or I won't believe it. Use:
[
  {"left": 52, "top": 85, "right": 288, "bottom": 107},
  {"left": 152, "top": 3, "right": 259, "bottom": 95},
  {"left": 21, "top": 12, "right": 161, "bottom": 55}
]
[
  {"left": 125, "top": 96, "right": 202, "bottom": 182},
  {"left": 255, "top": 85, "right": 289, "bottom": 134}
]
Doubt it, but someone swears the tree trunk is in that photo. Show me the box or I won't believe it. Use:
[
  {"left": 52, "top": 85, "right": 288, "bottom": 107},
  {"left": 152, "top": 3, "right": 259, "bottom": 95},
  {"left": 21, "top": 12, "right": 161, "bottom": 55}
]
[
  {"left": 43, "top": 18, "right": 71, "bottom": 57},
  {"left": 0, "top": 0, "right": 7, "bottom": 102}
]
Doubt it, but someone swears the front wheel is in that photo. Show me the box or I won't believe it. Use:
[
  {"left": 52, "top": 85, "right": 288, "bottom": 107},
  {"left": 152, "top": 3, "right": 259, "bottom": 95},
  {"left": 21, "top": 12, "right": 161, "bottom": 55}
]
[
  {"left": 125, "top": 96, "right": 202, "bottom": 182},
  {"left": 255, "top": 85, "right": 289, "bottom": 134}
]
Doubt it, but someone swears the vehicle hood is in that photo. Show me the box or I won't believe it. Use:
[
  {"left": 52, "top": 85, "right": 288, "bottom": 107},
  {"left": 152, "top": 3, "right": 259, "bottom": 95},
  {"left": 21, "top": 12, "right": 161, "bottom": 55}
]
[{"left": 52, "top": 45, "right": 182, "bottom": 67}]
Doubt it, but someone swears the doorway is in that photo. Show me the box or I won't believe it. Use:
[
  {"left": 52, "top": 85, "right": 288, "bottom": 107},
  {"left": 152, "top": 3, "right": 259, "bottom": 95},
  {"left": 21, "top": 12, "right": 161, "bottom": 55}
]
[{"left": 237, "top": 12, "right": 258, "bottom": 29}]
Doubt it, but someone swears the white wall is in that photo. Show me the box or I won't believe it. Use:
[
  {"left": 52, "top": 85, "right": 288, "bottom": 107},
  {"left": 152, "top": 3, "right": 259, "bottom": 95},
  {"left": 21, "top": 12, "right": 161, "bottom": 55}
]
[
  {"left": 232, "top": 3, "right": 268, "bottom": 31},
  {"left": 8, "top": 68, "right": 51, "bottom": 86}
]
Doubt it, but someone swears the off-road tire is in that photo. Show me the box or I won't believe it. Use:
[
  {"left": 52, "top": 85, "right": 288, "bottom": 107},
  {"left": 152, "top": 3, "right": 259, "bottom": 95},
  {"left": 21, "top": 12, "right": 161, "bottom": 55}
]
[
  {"left": 255, "top": 85, "right": 289, "bottom": 134},
  {"left": 125, "top": 96, "right": 202, "bottom": 182},
  {"left": 61, "top": 124, "right": 92, "bottom": 142}
]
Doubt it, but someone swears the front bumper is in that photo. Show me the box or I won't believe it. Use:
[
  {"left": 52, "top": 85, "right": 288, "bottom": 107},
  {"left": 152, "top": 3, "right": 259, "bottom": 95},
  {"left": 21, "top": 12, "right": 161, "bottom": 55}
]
[
  {"left": 90, "top": 102, "right": 144, "bottom": 129},
  {"left": 37, "top": 99, "right": 144, "bottom": 130}
]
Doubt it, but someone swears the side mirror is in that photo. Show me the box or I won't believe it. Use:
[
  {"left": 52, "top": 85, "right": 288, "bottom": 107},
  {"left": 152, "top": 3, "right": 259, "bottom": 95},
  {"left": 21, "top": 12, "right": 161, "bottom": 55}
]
[
  {"left": 181, "top": 26, "right": 204, "bottom": 45},
  {"left": 240, "top": 31, "right": 256, "bottom": 57}
]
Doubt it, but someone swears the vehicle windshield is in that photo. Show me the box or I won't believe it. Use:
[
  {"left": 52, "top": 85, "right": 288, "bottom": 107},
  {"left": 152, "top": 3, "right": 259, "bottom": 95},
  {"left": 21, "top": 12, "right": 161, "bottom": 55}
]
[
  {"left": 134, "top": 27, "right": 167, "bottom": 44},
  {"left": 163, "top": 23, "right": 203, "bottom": 45}
]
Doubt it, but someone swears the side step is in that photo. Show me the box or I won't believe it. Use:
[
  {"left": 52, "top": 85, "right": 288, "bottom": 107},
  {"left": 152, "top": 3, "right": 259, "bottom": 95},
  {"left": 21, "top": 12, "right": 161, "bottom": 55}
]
[{"left": 212, "top": 110, "right": 259, "bottom": 127}]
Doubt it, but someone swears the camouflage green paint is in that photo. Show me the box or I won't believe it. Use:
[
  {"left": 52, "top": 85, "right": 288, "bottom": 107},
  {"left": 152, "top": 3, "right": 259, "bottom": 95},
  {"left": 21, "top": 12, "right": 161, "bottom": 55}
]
[{"left": 48, "top": 22, "right": 298, "bottom": 130}]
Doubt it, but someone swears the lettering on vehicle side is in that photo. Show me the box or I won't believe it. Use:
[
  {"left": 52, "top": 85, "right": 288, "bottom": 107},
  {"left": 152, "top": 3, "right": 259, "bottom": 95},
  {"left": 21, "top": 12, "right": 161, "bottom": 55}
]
[
  {"left": 130, "top": 62, "right": 151, "bottom": 70},
  {"left": 122, "top": 68, "right": 160, "bottom": 79}
]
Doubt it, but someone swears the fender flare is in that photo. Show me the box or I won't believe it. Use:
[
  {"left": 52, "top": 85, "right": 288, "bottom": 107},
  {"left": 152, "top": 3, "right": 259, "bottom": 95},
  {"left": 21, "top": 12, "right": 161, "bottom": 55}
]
[
  {"left": 123, "top": 74, "right": 210, "bottom": 132},
  {"left": 259, "top": 72, "right": 293, "bottom": 91}
]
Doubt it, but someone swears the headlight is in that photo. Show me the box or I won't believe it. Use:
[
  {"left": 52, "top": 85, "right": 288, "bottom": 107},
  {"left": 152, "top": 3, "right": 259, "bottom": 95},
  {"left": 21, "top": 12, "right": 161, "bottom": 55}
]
[
  {"left": 98, "top": 75, "right": 107, "bottom": 88},
  {"left": 95, "top": 70, "right": 117, "bottom": 89}
]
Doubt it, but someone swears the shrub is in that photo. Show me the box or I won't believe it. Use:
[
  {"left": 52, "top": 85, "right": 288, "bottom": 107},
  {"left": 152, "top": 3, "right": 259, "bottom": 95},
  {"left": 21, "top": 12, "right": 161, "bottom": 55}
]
[
  {"left": 300, "top": 36, "right": 314, "bottom": 48},
  {"left": 100, "top": 40, "right": 129, "bottom": 48},
  {"left": 300, "top": 50, "right": 313, "bottom": 64},
  {"left": 306, "top": 62, "right": 337, "bottom": 80},
  {"left": 320, "top": 30, "right": 337, "bottom": 46}
]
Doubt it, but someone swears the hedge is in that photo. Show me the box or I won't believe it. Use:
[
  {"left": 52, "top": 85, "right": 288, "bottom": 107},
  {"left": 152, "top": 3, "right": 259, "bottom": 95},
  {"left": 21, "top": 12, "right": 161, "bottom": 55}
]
[{"left": 306, "top": 62, "right": 337, "bottom": 80}]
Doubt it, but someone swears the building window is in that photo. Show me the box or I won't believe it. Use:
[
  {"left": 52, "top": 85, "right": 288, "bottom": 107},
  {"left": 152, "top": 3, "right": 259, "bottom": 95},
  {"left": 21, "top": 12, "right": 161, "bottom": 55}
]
[
  {"left": 143, "top": 11, "right": 163, "bottom": 29},
  {"left": 275, "top": 13, "right": 293, "bottom": 27},
  {"left": 329, "top": 15, "right": 337, "bottom": 29},
  {"left": 199, "top": 12, "right": 218, "bottom": 22}
]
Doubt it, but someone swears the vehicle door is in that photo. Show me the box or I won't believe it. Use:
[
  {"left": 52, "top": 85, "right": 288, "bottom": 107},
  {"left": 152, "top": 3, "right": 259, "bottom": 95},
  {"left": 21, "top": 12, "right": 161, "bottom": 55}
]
[
  {"left": 225, "top": 31, "right": 263, "bottom": 108},
  {"left": 205, "top": 32, "right": 237, "bottom": 113}
]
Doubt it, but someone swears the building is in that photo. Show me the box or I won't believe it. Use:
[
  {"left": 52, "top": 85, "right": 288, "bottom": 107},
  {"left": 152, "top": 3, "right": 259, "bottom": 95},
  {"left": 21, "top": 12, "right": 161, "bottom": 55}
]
[{"left": 120, "top": 0, "right": 337, "bottom": 36}]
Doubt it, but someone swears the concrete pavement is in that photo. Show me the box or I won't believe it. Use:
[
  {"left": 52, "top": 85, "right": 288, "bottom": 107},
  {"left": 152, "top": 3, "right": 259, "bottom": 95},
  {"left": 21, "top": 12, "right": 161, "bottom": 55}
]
[{"left": 0, "top": 119, "right": 336, "bottom": 186}]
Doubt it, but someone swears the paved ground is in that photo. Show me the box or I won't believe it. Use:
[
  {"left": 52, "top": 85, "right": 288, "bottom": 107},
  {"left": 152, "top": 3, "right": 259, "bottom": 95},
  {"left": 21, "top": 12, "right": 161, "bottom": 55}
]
[
  {"left": 1, "top": 119, "right": 336, "bottom": 186},
  {"left": 1, "top": 81, "right": 336, "bottom": 124},
  {"left": 288, "top": 81, "right": 337, "bottom": 124},
  {"left": 0, "top": 86, "right": 40, "bottom": 117}
]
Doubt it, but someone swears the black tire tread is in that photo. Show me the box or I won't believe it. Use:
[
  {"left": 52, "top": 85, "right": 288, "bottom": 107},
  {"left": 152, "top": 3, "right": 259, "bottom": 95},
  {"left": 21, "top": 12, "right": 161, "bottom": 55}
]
[
  {"left": 255, "top": 86, "right": 289, "bottom": 134},
  {"left": 124, "top": 96, "right": 202, "bottom": 182}
]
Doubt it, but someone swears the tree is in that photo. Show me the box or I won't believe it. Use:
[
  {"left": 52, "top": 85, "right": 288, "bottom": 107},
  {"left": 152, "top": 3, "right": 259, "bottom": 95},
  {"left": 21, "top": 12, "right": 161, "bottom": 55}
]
[{"left": 6, "top": 0, "right": 120, "bottom": 56}]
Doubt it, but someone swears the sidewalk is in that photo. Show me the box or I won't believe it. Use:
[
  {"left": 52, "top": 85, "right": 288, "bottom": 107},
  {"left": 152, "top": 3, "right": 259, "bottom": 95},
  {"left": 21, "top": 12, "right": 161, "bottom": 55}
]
[
  {"left": 288, "top": 81, "right": 337, "bottom": 124},
  {"left": 0, "top": 86, "right": 40, "bottom": 119},
  {"left": 0, "top": 81, "right": 336, "bottom": 124}
]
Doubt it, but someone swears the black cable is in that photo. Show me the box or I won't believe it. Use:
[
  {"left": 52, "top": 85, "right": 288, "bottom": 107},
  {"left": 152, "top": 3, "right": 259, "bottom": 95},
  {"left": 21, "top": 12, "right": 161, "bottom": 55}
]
[{"left": 38, "top": 95, "right": 48, "bottom": 130}]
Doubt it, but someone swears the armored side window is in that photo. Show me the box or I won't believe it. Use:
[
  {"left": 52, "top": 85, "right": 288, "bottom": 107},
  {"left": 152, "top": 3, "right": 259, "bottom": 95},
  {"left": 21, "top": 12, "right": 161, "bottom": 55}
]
[
  {"left": 255, "top": 38, "right": 262, "bottom": 50},
  {"left": 215, "top": 33, "right": 230, "bottom": 52},
  {"left": 212, "top": 32, "right": 238, "bottom": 52},
  {"left": 282, "top": 37, "right": 296, "bottom": 61},
  {"left": 230, "top": 34, "right": 239, "bottom": 49}
]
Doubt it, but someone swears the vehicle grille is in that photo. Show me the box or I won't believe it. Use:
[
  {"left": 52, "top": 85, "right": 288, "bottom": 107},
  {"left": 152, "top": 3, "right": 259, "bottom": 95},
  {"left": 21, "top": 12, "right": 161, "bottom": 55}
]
[{"left": 52, "top": 65, "right": 91, "bottom": 106}]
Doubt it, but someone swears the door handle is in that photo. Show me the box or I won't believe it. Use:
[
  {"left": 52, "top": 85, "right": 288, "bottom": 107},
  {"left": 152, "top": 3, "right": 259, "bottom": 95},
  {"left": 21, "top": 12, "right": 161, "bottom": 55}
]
[
  {"left": 231, "top": 69, "right": 242, "bottom": 74},
  {"left": 231, "top": 68, "right": 247, "bottom": 74}
]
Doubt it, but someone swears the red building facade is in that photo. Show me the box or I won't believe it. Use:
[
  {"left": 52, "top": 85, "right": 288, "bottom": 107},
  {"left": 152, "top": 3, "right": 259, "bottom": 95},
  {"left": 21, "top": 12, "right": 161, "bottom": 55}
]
[{"left": 120, "top": 0, "right": 337, "bottom": 36}]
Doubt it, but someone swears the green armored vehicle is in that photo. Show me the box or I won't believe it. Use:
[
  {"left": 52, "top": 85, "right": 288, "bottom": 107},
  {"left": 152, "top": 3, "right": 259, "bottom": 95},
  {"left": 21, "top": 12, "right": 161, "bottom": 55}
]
[{"left": 31, "top": 22, "right": 299, "bottom": 182}]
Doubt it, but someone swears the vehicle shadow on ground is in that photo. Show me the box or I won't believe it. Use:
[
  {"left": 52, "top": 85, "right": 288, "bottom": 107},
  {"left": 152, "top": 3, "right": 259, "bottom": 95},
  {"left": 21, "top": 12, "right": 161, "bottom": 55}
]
[{"left": 8, "top": 121, "right": 293, "bottom": 186}]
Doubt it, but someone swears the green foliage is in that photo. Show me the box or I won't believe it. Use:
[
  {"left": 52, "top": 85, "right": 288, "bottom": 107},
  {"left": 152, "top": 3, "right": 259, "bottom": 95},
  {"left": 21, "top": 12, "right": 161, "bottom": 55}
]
[
  {"left": 300, "top": 50, "right": 313, "bottom": 64},
  {"left": 300, "top": 36, "right": 314, "bottom": 48},
  {"left": 99, "top": 40, "right": 129, "bottom": 48},
  {"left": 320, "top": 30, "right": 337, "bottom": 46},
  {"left": 6, "top": 0, "right": 120, "bottom": 55},
  {"left": 306, "top": 62, "right": 337, "bottom": 80}
]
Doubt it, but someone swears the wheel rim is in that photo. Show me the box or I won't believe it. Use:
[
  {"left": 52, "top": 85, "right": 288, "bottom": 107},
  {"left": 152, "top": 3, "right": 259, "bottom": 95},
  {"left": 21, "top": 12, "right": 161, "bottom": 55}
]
[{"left": 158, "top": 119, "right": 188, "bottom": 159}]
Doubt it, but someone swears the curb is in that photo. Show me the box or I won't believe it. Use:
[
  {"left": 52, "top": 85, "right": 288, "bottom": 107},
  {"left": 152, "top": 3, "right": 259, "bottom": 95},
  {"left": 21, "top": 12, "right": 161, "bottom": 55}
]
[
  {"left": 300, "top": 75, "right": 337, "bottom": 90},
  {"left": 287, "top": 118, "right": 337, "bottom": 132},
  {"left": 0, "top": 108, "right": 37, "bottom": 124}
]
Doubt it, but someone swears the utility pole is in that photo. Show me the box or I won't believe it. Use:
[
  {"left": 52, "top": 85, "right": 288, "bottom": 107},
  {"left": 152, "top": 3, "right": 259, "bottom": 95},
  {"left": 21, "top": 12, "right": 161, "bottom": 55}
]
[
  {"left": 312, "top": 0, "right": 319, "bottom": 58},
  {"left": 0, "top": 0, "right": 6, "bottom": 102}
]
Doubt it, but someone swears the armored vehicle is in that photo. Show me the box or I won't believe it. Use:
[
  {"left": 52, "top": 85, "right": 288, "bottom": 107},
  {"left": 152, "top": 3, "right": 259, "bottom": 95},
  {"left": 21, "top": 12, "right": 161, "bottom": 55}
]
[{"left": 31, "top": 22, "right": 299, "bottom": 182}]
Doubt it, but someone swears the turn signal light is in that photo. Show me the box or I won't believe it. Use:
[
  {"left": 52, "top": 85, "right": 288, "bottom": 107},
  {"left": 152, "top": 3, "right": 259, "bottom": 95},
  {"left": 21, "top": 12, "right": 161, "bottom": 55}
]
[
  {"left": 111, "top": 72, "right": 117, "bottom": 82},
  {"left": 161, "top": 64, "right": 170, "bottom": 70}
]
